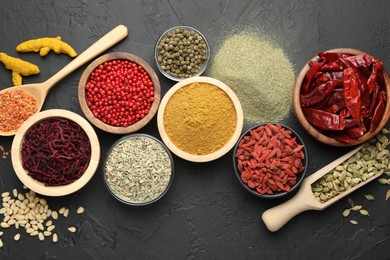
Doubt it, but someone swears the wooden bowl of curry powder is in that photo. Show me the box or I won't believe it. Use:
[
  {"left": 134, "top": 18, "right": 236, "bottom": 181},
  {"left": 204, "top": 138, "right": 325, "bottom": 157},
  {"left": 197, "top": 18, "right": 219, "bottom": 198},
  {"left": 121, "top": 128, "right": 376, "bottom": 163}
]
[{"left": 157, "top": 76, "right": 244, "bottom": 162}]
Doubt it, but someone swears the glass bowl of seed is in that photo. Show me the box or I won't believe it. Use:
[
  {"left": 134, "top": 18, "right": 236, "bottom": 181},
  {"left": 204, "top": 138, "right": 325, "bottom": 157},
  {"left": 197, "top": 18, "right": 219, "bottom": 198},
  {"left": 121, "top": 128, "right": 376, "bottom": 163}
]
[
  {"left": 232, "top": 123, "right": 308, "bottom": 199},
  {"left": 103, "top": 133, "right": 174, "bottom": 206},
  {"left": 154, "top": 26, "right": 210, "bottom": 81}
]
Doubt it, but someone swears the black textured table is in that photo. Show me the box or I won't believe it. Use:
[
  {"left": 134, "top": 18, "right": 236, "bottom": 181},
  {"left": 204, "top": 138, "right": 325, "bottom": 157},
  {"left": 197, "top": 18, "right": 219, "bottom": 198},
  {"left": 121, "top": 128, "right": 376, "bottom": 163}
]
[{"left": 0, "top": 1, "right": 389, "bottom": 259}]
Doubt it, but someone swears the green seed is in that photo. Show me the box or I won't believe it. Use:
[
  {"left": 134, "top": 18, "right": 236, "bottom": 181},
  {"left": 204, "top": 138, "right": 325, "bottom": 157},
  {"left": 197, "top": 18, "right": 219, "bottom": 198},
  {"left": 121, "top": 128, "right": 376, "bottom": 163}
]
[
  {"left": 359, "top": 209, "right": 369, "bottom": 216},
  {"left": 386, "top": 190, "right": 390, "bottom": 201},
  {"left": 343, "top": 208, "right": 351, "bottom": 217},
  {"left": 351, "top": 205, "right": 362, "bottom": 211},
  {"left": 364, "top": 194, "right": 375, "bottom": 201},
  {"left": 378, "top": 178, "right": 389, "bottom": 185}
]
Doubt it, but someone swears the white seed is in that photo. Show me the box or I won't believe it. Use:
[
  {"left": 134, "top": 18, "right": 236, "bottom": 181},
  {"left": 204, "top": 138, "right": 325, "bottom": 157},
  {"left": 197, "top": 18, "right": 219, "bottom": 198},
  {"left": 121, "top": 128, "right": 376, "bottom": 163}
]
[
  {"left": 30, "top": 220, "right": 38, "bottom": 225},
  {"left": 25, "top": 223, "right": 31, "bottom": 229},
  {"left": 2, "top": 196, "right": 10, "bottom": 203},
  {"left": 0, "top": 231, "right": 3, "bottom": 236},
  {"left": 1, "top": 192, "right": 9, "bottom": 198},
  {"left": 59, "top": 207, "right": 66, "bottom": 215},
  {"left": 1, "top": 222, "right": 10, "bottom": 228},
  {"left": 38, "top": 232, "right": 44, "bottom": 241},
  {"left": 18, "top": 220, "right": 27, "bottom": 225},
  {"left": 37, "top": 223, "right": 44, "bottom": 231},
  {"left": 0, "top": 239, "right": 3, "bottom": 248},
  {"left": 47, "top": 225, "right": 55, "bottom": 232},
  {"left": 39, "top": 198, "right": 47, "bottom": 206},
  {"left": 45, "top": 220, "right": 52, "bottom": 227},
  {"left": 47, "top": 209, "right": 52, "bottom": 217},
  {"left": 19, "top": 203, "right": 26, "bottom": 210},
  {"left": 0, "top": 208, "right": 6, "bottom": 214},
  {"left": 12, "top": 189, "right": 18, "bottom": 197},
  {"left": 8, "top": 219, "right": 16, "bottom": 225},
  {"left": 43, "top": 231, "right": 52, "bottom": 237},
  {"left": 26, "top": 228, "right": 34, "bottom": 234},
  {"left": 63, "top": 208, "right": 69, "bottom": 218},
  {"left": 30, "top": 230, "right": 38, "bottom": 236},
  {"left": 17, "top": 193, "right": 25, "bottom": 201},
  {"left": 14, "top": 233, "right": 21, "bottom": 241},
  {"left": 22, "top": 199, "right": 28, "bottom": 206},
  {"left": 6, "top": 208, "right": 12, "bottom": 215},
  {"left": 52, "top": 233, "right": 58, "bottom": 243},
  {"left": 76, "top": 207, "right": 85, "bottom": 214},
  {"left": 2, "top": 202, "right": 10, "bottom": 208},
  {"left": 3, "top": 215, "right": 10, "bottom": 222},
  {"left": 33, "top": 197, "right": 39, "bottom": 205},
  {"left": 68, "top": 226, "right": 76, "bottom": 233},
  {"left": 51, "top": 211, "right": 58, "bottom": 220},
  {"left": 32, "top": 225, "right": 38, "bottom": 231},
  {"left": 15, "top": 214, "right": 25, "bottom": 221},
  {"left": 27, "top": 202, "right": 35, "bottom": 209}
]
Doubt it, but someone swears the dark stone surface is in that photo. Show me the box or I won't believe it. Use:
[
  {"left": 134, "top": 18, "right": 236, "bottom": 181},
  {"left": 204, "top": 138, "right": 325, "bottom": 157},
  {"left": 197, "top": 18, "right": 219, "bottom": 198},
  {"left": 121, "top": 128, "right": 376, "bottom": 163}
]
[{"left": 0, "top": 0, "right": 389, "bottom": 259}]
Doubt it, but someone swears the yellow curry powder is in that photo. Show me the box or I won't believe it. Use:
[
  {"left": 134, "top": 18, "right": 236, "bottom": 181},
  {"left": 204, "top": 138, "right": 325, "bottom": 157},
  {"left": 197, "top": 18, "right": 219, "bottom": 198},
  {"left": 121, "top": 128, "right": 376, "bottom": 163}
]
[{"left": 164, "top": 82, "right": 237, "bottom": 155}]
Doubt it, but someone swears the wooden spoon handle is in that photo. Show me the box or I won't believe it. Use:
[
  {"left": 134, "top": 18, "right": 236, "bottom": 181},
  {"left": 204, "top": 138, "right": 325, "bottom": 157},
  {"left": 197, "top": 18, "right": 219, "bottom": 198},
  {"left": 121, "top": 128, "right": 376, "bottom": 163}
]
[
  {"left": 44, "top": 25, "right": 128, "bottom": 90},
  {"left": 261, "top": 187, "right": 317, "bottom": 232}
]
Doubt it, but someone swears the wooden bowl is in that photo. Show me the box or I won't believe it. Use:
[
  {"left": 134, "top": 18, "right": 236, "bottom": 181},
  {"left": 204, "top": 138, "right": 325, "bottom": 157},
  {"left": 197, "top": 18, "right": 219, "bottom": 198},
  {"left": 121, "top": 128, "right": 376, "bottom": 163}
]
[
  {"left": 78, "top": 52, "right": 161, "bottom": 134},
  {"left": 11, "top": 109, "right": 100, "bottom": 196},
  {"left": 293, "top": 48, "right": 390, "bottom": 146},
  {"left": 157, "top": 76, "right": 244, "bottom": 162}
]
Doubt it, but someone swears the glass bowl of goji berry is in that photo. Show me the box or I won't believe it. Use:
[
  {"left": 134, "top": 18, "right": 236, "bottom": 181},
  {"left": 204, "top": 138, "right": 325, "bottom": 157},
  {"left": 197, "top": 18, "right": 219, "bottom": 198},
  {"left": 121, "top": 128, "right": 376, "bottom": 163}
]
[
  {"left": 293, "top": 48, "right": 390, "bottom": 146},
  {"left": 232, "top": 123, "right": 308, "bottom": 199},
  {"left": 78, "top": 52, "right": 161, "bottom": 134}
]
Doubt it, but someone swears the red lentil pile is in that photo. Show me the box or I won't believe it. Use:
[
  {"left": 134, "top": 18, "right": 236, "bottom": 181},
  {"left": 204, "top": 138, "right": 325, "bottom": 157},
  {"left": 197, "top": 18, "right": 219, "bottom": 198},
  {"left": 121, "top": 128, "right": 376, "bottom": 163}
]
[
  {"left": 85, "top": 59, "right": 155, "bottom": 127},
  {"left": 0, "top": 89, "right": 38, "bottom": 132},
  {"left": 235, "top": 124, "right": 305, "bottom": 195}
]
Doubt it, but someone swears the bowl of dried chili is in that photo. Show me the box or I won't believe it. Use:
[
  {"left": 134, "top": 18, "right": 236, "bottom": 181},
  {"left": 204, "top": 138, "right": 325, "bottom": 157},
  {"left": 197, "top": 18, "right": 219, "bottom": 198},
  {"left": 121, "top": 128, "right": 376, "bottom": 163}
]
[
  {"left": 293, "top": 48, "right": 390, "bottom": 146},
  {"left": 232, "top": 123, "right": 308, "bottom": 199},
  {"left": 11, "top": 109, "right": 100, "bottom": 196},
  {"left": 78, "top": 52, "right": 161, "bottom": 134}
]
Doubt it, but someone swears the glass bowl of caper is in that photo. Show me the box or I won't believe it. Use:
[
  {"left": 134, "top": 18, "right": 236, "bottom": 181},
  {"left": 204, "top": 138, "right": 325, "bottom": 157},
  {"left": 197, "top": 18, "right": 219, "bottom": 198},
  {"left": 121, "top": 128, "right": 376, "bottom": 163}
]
[{"left": 154, "top": 26, "right": 210, "bottom": 81}]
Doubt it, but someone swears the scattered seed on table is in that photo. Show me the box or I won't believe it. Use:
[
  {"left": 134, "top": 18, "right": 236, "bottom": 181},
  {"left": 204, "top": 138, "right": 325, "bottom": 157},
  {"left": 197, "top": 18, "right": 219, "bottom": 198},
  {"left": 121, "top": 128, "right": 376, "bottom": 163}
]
[
  {"left": 0, "top": 239, "right": 3, "bottom": 248},
  {"left": 386, "top": 190, "right": 390, "bottom": 201},
  {"left": 51, "top": 211, "right": 58, "bottom": 219},
  {"left": 59, "top": 207, "right": 65, "bottom": 215},
  {"left": 38, "top": 232, "right": 44, "bottom": 241},
  {"left": 343, "top": 209, "right": 351, "bottom": 217},
  {"left": 14, "top": 233, "right": 20, "bottom": 241},
  {"left": 52, "top": 233, "right": 58, "bottom": 243},
  {"left": 68, "top": 227, "right": 76, "bottom": 233},
  {"left": 360, "top": 209, "right": 369, "bottom": 216},
  {"left": 63, "top": 208, "right": 69, "bottom": 218},
  {"left": 47, "top": 225, "right": 55, "bottom": 232},
  {"left": 364, "top": 194, "right": 375, "bottom": 201},
  {"left": 76, "top": 207, "right": 84, "bottom": 214},
  {"left": 351, "top": 205, "right": 362, "bottom": 211},
  {"left": 350, "top": 220, "right": 358, "bottom": 225},
  {"left": 378, "top": 178, "right": 389, "bottom": 185}
]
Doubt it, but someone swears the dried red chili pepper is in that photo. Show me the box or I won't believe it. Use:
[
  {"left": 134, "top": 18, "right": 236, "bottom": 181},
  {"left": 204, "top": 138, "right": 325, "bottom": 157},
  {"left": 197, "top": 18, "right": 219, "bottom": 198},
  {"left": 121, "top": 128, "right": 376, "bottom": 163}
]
[
  {"left": 321, "top": 60, "right": 344, "bottom": 71},
  {"left": 367, "top": 59, "right": 383, "bottom": 93},
  {"left": 301, "top": 59, "right": 326, "bottom": 95},
  {"left": 300, "top": 80, "right": 341, "bottom": 107},
  {"left": 302, "top": 107, "right": 345, "bottom": 131},
  {"left": 370, "top": 91, "right": 386, "bottom": 132},
  {"left": 343, "top": 68, "right": 361, "bottom": 119}
]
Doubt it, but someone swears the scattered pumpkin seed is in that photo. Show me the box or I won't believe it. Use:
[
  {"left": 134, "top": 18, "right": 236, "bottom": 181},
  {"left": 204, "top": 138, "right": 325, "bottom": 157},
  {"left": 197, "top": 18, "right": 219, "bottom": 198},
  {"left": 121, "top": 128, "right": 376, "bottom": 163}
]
[
  {"left": 349, "top": 220, "right": 358, "bottom": 225},
  {"left": 378, "top": 178, "right": 389, "bottom": 185},
  {"left": 386, "top": 190, "right": 390, "bottom": 201},
  {"left": 364, "top": 194, "right": 375, "bottom": 201},
  {"left": 359, "top": 209, "right": 369, "bottom": 216}
]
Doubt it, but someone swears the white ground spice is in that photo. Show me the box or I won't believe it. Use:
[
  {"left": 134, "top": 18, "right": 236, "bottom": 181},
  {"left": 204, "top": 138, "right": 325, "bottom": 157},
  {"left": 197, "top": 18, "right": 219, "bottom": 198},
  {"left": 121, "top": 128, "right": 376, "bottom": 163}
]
[
  {"left": 105, "top": 136, "right": 172, "bottom": 204},
  {"left": 209, "top": 31, "right": 295, "bottom": 125}
]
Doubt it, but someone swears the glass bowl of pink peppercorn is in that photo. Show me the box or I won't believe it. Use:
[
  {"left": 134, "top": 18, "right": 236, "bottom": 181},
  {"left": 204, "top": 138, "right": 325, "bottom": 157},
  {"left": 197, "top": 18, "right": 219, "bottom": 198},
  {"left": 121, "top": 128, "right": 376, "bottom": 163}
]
[{"left": 78, "top": 52, "right": 161, "bottom": 134}]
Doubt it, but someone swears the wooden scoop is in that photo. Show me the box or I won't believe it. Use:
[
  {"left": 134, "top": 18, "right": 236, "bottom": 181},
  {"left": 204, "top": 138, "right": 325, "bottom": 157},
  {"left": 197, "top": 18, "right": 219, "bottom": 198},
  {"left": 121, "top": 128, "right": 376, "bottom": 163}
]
[
  {"left": 0, "top": 25, "right": 128, "bottom": 136},
  {"left": 262, "top": 144, "right": 384, "bottom": 232}
]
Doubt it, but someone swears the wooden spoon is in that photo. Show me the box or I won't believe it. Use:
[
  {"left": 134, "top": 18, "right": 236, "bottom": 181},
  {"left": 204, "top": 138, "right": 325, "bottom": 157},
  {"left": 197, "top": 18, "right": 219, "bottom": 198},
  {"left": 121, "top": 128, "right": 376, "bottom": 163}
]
[
  {"left": 262, "top": 144, "right": 384, "bottom": 232},
  {"left": 0, "top": 25, "right": 128, "bottom": 136}
]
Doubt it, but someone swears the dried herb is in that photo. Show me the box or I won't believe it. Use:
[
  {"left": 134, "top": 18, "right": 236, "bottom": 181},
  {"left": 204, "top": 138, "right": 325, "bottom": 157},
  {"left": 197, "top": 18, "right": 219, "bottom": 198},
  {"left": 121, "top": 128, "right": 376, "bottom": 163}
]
[
  {"left": 105, "top": 136, "right": 172, "bottom": 204},
  {"left": 22, "top": 118, "right": 91, "bottom": 186}
]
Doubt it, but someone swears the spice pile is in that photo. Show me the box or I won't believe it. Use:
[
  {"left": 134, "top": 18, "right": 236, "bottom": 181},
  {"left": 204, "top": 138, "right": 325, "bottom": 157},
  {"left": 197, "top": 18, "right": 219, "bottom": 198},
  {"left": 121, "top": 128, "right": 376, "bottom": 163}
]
[
  {"left": 163, "top": 82, "right": 237, "bottom": 155},
  {"left": 0, "top": 187, "right": 85, "bottom": 247},
  {"left": 209, "top": 31, "right": 295, "bottom": 124},
  {"left": 301, "top": 52, "right": 387, "bottom": 142},
  {"left": 0, "top": 89, "right": 38, "bottom": 132},
  {"left": 21, "top": 118, "right": 91, "bottom": 186},
  {"left": 311, "top": 128, "right": 390, "bottom": 203},
  {"left": 156, "top": 27, "right": 208, "bottom": 79},
  {"left": 235, "top": 124, "right": 305, "bottom": 195},
  {"left": 105, "top": 135, "right": 172, "bottom": 204},
  {"left": 85, "top": 59, "right": 155, "bottom": 127}
]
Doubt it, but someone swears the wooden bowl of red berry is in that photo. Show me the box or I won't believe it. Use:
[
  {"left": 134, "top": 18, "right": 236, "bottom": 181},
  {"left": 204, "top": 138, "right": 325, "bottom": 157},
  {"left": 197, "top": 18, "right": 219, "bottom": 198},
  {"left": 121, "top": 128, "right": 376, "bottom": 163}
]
[
  {"left": 232, "top": 123, "right": 308, "bottom": 199},
  {"left": 11, "top": 109, "right": 100, "bottom": 196},
  {"left": 293, "top": 48, "right": 390, "bottom": 146},
  {"left": 78, "top": 52, "right": 161, "bottom": 134}
]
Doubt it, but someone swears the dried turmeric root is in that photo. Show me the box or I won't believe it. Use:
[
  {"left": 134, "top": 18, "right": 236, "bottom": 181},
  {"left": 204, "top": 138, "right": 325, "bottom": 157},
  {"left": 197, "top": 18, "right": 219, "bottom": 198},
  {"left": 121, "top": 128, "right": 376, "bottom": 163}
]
[
  {"left": 0, "top": 52, "right": 40, "bottom": 86},
  {"left": 16, "top": 36, "right": 77, "bottom": 58}
]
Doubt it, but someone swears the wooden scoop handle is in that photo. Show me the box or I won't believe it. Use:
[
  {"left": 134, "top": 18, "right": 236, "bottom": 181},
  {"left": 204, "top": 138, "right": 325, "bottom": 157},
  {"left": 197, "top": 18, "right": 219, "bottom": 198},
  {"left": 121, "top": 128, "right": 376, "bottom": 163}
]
[
  {"left": 44, "top": 25, "right": 128, "bottom": 90},
  {"left": 261, "top": 183, "right": 319, "bottom": 232}
]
